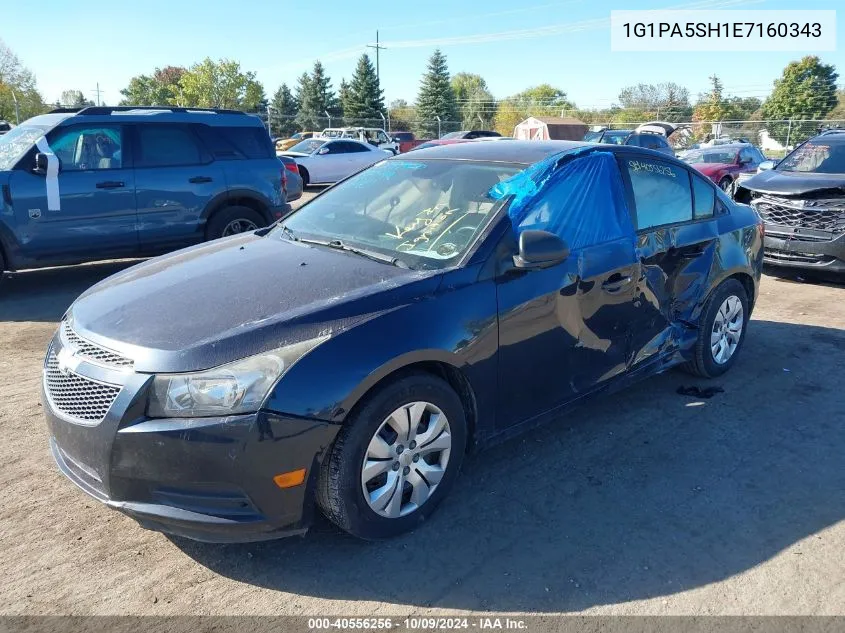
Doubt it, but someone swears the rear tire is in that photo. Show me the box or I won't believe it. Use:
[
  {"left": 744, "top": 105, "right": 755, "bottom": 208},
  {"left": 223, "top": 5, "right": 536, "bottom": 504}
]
[
  {"left": 317, "top": 373, "right": 467, "bottom": 540},
  {"left": 205, "top": 206, "right": 264, "bottom": 241},
  {"left": 682, "top": 278, "right": 749, "bottom": 378},
  {"left": 718, "top": 176, "right": 733, "bottom": 192},
  {"left": 298, "top": 166, "right": 310, "bottom": 187}
]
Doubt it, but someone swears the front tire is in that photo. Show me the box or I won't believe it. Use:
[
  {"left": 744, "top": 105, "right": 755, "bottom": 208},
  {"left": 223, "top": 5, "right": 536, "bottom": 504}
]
[
  {"left": 682, "top": 278, "right": 749, "bottom": 378},
  {"left": 317, "top": 373, "right": 467, "bottom": 540},
  {"left": 718, "top": 176, "right": 733, "bottom": 192}
]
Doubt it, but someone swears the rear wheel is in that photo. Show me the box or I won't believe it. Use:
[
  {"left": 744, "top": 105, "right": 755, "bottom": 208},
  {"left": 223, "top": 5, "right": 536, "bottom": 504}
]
[
  {"left": 317, "top": 373, "right": 467, "bottom": 540},
  {"left": 682, "top": 278, "right": 749, "bottom": 378},
  {"left": 205, "top": 206, "right": 264, "bottom": 240},
  {"left": 718, "top": 176, "right": 733, "bottom": 192},
  {"left": 298, "top": 166, "right": 310, "bottom": 187}
]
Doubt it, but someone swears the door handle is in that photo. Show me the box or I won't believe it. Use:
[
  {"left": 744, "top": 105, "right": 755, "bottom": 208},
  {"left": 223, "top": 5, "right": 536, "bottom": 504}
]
[
  {"left": 189, "top": 176, "right": 213, "bottom": 183},
  {"left": 95, "top": 181, "right": 125, "bottom": 189},
  {"left": 602, "top": 275, "right": 633, "bottom": 293}
]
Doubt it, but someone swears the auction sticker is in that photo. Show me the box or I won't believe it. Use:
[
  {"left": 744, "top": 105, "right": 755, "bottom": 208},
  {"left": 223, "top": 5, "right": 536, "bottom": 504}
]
[{"left": 610, "top": 10, "right": 835, "bottom": 51}]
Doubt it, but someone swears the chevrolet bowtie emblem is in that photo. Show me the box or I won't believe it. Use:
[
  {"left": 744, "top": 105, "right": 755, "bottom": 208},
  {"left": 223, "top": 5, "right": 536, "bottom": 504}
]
[{"left": 56, "top": 347, "right": 76, "bottom": 375}]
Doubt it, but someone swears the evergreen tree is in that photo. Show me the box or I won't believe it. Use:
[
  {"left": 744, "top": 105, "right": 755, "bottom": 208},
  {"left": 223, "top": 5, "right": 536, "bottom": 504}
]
[
  {"left": 295, "top": 61, "right": 338, "bottom": 130},
  {"left": 415, "top": 49, "right": 458, "bottom": 137},
  {"left": 270, "top": 83, "right": 297, "bottom": 137},
  {"left": 339, "top": 79, "right": 352, "bottom": 121},
  {"left": 345, "top": 54, "right": 385, "bottom": 123}
]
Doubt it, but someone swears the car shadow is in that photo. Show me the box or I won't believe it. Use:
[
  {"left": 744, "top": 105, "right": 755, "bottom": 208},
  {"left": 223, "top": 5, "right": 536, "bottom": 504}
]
[
  {"left": 174, "top": 319, "right": 845, "bottom": 612},
  {"left": 763, "top": 264, "right": 845, "bottom": 288},
  {"left": 0, "top": 260, "right": 138, "bottom": 322}
]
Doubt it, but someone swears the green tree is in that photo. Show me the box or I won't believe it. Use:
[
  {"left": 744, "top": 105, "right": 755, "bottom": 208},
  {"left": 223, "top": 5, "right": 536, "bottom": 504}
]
[
  {"left": 178, "top": 58, "right": 265, "bottom": 110},
  {"left": 338, "top": 79, "right": 352, "bottom": 119},
  {"left": 59, "top": 90, "right": 94, "bottom": 107},
  {"left": 451, "top": 72, "right": 496, "bottom": 129},
  {"left": 270, "top": 83, "right": 297, "bottom": 137},
  {"left": 345, "top": 54, "right": 385, "bottom": 122},
  {"left": 415, "top": 49, "right": 458, "bottom": 137},
  {"left": 618, "top": 82, "right": 691, "bottom": 121},
  {"left": 295, "top": 61, "right": 337, "bottom": 130},
  {"left": 120, "top": 67, "right": 187, "bottom": 106},
  {"left": 763, "top": 56, "right": 839, "bottom": 144},
  {"left": 493, "top": 84, "right": 574, "bottom": 135},
  {"left": 0, "top": 39, "right": 47, "bottom": 122},
  {"left": 388, "top": 98, "right": 415, "bottom": 133}
]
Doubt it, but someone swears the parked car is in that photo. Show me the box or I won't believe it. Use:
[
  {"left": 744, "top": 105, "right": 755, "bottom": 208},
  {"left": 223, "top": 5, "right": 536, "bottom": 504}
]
[
  {"left": 277, "top": 154, "right": 303, "bottom": 201},
  {"left": 319, "top": 127, "right": 399, "bottom": 154},
  {"left": 440, "top": 130, "right": 501, "bottom": 140},
  {"left": 276, "top": 131, "right": 315, "bottom": 152},
  {"left": 681, "top": 143, "right": 767, "bottom": 192},
  {"left": 392, "top": 131, "right": 426, "bottom": 154},
  {"left": 585, "top": 123, "right": 675, "bottom": 156},
  {"left": 583, "top": 128, "right": 633, "bottom": 145},
  {"left": 0, "top": 106, "right": 291, "bottom": 275},
  {"left": 735, "top": 130, "right": 845, "bottom": 274},
  {"left": 280, "top": 138, "right": 392, "bottom": 186},
  {"left": 0, "top": 120, "right": 11, "bottom": 136},
  {"left": 43, "top": 139, "right": 763, "bottom": 542}
]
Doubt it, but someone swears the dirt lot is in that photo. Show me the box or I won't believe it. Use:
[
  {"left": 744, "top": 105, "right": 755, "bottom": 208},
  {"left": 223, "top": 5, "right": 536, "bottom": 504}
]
[{"left": 1, "top": 201, "right": 843, "bottom": 615}]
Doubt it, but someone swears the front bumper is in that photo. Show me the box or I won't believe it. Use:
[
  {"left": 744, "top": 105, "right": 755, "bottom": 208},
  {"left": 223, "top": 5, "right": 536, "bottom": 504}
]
[
  {"left": 763, "top": 229, "right": 845, "bottom": 274},
  {"left": 42, "top": 332, "right": 339, "bottom": 543}
]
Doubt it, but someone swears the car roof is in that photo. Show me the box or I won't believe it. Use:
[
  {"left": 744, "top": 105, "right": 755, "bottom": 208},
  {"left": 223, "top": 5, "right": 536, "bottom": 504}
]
[
  {"left": 399, "top": 140, "right": 588, "bottom": 164},
  {"left": 31, "top": 106, "right": 264, "bottom": 128}
]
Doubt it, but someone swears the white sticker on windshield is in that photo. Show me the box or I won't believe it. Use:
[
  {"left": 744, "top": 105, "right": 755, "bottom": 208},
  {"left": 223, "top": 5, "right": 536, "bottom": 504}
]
[{"left": 35, "top": 136, "right": 60, "bottom": 211}]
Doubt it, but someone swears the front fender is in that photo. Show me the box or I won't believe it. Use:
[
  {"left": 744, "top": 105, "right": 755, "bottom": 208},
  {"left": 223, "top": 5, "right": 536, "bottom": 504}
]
[{"left": 263, "top": 268, "right": 500, "bottom": 436}]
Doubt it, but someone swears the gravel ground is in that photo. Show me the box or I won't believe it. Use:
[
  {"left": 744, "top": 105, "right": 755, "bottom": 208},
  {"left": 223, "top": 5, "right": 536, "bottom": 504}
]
[{"left": 1, "top": 201, "right": 843, "bottom": 616}]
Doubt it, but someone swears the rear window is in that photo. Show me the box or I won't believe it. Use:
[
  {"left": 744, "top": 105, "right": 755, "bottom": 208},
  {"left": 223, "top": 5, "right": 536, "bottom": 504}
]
[
  {"left": 393, "top": 132, "right": 414, "bottom": 142},
  {"left": 194, "top": 125, "right": 274, "bottom": 160}
]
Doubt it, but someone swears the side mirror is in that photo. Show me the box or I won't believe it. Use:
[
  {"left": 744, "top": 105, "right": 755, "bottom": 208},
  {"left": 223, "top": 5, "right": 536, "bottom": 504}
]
[
  {"left": 317, "top": 147, "right": 330, "bottom": 155},
  {"left": 33, "top": 152, "right": 49, "bottom": 174},
  {"left": 513, "top": 230, "right": 570, "bottom": 269},
  {"left": 758, "top": 160, "right": 776, "bottom": 172}
]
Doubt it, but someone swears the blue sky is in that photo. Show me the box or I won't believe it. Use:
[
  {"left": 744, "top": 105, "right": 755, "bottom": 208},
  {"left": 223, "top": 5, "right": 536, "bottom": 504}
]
[{"left": 4, "top": 0, "right": 843, "bottom": 108}]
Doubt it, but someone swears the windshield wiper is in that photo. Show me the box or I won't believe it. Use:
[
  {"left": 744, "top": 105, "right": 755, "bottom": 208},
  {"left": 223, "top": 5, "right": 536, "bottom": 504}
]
[{"left": 298, "top": 238, "right": 409, "bottom": 268}]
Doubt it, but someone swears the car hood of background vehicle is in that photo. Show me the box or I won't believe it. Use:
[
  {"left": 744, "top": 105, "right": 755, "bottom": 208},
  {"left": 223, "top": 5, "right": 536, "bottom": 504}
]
[
  {"left": 742, "top": 169, "right": 845, "bottom": 196},
  {"left": 692, "top": 162, "right": 732, "bottom": 175},
  {"left": 69, "top": 233, "right": 440, "bottom": 373}
]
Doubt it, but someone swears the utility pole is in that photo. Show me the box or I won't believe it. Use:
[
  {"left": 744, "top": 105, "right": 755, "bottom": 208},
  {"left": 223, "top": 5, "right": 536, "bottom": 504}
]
[
  {"left": 92, "top": 83, "right": 102, "bottom": 106},
  {"left": 366, "top": 30, "right": 387, "bottom": 82}
]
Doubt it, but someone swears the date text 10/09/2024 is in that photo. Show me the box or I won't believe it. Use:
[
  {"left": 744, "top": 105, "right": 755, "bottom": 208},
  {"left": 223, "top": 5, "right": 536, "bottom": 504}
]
[
  {"left": 622, "top": 22, "right": 822, "bottom": 38},
  {"left": 307, "top": 618, "right": 529, "bottom": 630}
]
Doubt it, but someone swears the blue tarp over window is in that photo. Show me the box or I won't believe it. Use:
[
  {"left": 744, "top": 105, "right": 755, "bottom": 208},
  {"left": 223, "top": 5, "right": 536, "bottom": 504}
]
[{"left": 489, "top": 150, "right": 635, "bottom": 250}]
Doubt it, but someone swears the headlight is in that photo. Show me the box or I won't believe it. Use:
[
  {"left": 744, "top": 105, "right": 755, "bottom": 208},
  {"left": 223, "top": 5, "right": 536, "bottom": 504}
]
[{"left": 147, "top": 337, "right": 326, "bottom": 418}]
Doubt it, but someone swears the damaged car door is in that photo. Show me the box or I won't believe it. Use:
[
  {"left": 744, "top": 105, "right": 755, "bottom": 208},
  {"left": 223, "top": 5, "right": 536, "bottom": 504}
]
[
  {"left": 494, "top": 151, "right": 641, "bottom": 430},
  {"left": 618, "top": 154, "right": 721, "bottom": 368}
]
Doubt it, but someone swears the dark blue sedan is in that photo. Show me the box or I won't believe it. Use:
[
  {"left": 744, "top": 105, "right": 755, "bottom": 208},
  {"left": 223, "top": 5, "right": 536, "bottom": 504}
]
[{"left": 42, "top": 141, "right": 764, "bottom": 542}]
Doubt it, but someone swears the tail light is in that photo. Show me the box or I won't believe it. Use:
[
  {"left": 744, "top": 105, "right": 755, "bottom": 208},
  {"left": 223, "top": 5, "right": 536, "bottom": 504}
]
[
  {"left": 283, "top": 161, "right": 299, "bottom": 176},
  {"left": 281, "top": 167, "right": 287, "bottom": 198}
]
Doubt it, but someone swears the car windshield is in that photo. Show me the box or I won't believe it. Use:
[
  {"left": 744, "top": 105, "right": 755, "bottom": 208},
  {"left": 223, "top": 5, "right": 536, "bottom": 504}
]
[
  {"left": 394, "top": 132, "right": 413, "bottom": 141},
  {"left": 601, "top": 131, "right": 630, "bottom": 145},
  {"left": 278, "top": 159, "right": 521, "bottom": 269},
  {"left": 777, "top": 140, "right": 845, "bottom": 174},
  {"left": 440, "top": 131, "right": 466, "bottom": 140},
  {"left": 288, "top": 139, "right": 326, "bottom": 154},
  {"left": 0, "top": 124, "right": 50, "bottom": 171},
  {"left": 583, "top": 130, "right": 604, "bottom": 142},
  {"left": 684, "top": 149, "right": 738, "bottom": 165}
]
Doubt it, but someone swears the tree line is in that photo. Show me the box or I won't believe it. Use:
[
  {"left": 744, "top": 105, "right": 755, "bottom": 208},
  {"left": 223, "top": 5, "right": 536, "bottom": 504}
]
[{"left": 2, "top": 35, "right": 843, "bottom": 146}]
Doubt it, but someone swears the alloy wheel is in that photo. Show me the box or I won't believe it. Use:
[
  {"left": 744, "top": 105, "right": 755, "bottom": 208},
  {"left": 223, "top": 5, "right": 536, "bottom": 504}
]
[
  {"left": 361, "top": 401, "right": 452, "bottom": 518},
  {"left": 222, "top": 218, "right": 259, "bottom": 236},
  {"left": 711, "top": 295, "right": 744, "bottom": 364}
]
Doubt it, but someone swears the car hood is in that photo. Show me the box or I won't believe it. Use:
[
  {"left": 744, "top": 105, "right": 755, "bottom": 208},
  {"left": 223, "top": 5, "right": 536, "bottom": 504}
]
[
  {"left": 741, "top": 169, "right": 845, "bottom": 196},
  {"left": 69, "top": 233, "right": 440, "bottom": 373},
  {"left": 692, "top": 162, "right": 732, "bottom": 174}
]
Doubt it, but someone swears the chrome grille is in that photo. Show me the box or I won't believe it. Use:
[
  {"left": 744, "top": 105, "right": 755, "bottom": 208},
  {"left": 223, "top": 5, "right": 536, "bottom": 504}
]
[
  {"left": 61, "top": 320, "right": 133, "bottom": 369},
  {"left": 753, "top": 196, "right": 845, "bottom": 235},
  {"left": 765, "top": 249, "right": 831, "bottom": 265},
  {"left": 44, "top": 348, "right": 121, "bottom": 424}
]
